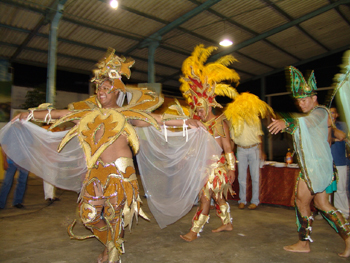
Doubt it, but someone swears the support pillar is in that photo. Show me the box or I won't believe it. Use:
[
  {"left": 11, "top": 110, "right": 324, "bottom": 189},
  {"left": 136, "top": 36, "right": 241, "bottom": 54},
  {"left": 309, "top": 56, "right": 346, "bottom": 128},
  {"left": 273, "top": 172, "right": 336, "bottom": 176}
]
[{"left": 46, "top": 2, "right": 65, "bottom": 106}]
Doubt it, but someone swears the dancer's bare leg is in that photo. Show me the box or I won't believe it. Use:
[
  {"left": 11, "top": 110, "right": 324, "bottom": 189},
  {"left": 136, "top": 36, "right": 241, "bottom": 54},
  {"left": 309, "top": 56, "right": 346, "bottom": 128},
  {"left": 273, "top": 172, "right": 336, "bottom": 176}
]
[
  {"left": 283, "top": 241, "right": 310, "bottom": 253},
  {"left": 284, "top": 180, "right": 312, "bottom": 253},
  {"left": 339, "top": 237, "right": 350, "bottom": 257},
  {"left": 212, "top": 224, "right": 233, "bottom": 232},
  {"left": 212, "top": 222, "right": 233, "bottom": 232},
  {"left": 314, "top": 191, "right": 350, "bottom": 257},
  {"left": 97, "top": 247, "right": 108, "bottom": 263},
  {"left": 180, "top": 230, "right": 198, "bottom": 242},
  {"left": 212, "top": 195, "right": 232, "bottom": 233},
  {"left": 180, "top": 194, "right": 210, "bottom": 242}
]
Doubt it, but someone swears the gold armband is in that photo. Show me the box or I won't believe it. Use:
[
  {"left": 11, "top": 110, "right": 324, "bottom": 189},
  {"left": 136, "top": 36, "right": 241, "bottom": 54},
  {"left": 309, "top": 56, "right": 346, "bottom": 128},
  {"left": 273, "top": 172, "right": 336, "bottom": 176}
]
[
  {"left": 161, "top": 113, "right": 188, "bottom": 123},
  {"left": 225, "top": 152, "right": 236, "bottom": 171}
]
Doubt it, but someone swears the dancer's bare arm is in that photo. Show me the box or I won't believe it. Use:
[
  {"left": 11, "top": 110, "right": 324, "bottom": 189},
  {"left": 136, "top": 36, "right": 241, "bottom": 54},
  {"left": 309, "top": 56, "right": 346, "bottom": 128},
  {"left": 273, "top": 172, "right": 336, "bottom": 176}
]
[
  {"left": 130, "top": 113, "right": 205, "bottom": 129},
  {"left": 12, "top": 109, "right": 72, "bottom": 122},
  {"left": 222, "top": 121, "right": 235, "bottom": 183}
]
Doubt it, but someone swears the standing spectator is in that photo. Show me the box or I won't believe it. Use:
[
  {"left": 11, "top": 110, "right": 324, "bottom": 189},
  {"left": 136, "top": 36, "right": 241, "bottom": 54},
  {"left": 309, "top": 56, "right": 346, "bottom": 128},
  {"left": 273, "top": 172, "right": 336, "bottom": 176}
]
[
  {"left": 41, "top": 124, "right": 62, "bottom": 203},
  {"left": 43, "top": 181, "right": 59, "bottom": 203},
  {"left": 0, "top": 148, "right": 29, "bottom": 209},
  {"left": 235, "top": 122, "right": 264, "bottom": 210},
  {"left": 225, "top": 92, "right": 273, "bottom": 211},
  {"left": 330, "top": 106, "right": 349, "bottom": 218}
]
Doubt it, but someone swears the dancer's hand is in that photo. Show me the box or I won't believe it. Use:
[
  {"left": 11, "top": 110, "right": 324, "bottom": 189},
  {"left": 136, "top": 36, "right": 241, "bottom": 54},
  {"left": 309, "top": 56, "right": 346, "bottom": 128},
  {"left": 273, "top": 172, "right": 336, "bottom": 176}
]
[
  {"left": 185, "top": 119, "right": 206, "bottom": 129},
  {"left": 227, "top": 170, "right": 235, "bottom": 184},
  {"left": 268, "top": 118, "right": 286, "bottom": 134},
  {"left": 11, "top": 111, "right": 30, "bottom": 122}
]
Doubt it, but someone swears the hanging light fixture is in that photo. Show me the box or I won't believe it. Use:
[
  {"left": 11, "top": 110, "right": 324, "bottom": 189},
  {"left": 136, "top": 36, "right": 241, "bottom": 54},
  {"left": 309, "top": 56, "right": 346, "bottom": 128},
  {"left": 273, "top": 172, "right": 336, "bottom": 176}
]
[
  {"left": 219, "top": 20, "right": 233, "bottom": 47},
  {"left": 110, "top": 0, "right": 119, "bottom": 9},
  {"left": 220, "top": 39, "right": 233, "bottom": 47}
]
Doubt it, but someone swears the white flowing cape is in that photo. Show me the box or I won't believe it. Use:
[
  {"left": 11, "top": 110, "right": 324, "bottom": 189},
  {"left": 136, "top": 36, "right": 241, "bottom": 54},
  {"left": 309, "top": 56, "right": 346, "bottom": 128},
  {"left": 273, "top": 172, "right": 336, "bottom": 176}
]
[
  {"left": 0, "top": 121, "right": 87, "bottom": 192},
  {"left": 0, "top": 121, "right": 222, "bottom": 228},
  {"left": 136, "top": 126, "right": 222, "bottom": 228},
  {"left": 294, "top": 107, "right": 333, "bottom": 193}
]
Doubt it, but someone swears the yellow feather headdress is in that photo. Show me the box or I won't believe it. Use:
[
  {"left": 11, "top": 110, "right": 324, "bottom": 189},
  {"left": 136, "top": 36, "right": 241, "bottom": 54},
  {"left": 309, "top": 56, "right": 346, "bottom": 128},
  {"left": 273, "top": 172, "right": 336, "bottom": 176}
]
[{"left": 179, "top": 45, "right": 240, "bottom": 118}]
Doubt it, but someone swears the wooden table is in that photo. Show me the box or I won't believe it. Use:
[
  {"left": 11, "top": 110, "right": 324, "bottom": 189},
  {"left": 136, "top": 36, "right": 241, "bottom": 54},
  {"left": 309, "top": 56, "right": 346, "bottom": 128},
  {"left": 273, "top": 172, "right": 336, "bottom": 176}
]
[{"left": 230, "top": 165, "right": 300, "bottom": 207}]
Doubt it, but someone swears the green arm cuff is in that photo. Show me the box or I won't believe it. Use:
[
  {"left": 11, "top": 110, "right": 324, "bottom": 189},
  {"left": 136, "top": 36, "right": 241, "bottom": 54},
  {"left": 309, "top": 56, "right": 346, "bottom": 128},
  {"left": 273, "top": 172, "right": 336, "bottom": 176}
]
[
  {"left": 282, "top": 117, "right": 297, "bottom": 134},
  {"left": 278, "top": 112, "right": 297, "bottom": 134}
]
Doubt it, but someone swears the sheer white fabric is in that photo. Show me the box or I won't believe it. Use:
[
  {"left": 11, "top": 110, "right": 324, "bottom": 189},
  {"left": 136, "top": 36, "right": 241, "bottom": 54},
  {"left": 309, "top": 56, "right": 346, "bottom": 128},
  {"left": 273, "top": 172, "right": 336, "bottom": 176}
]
[
  {"left": 0, "top": 121, "right": 86, "bottom": 192},
  {"left": 136, "top": 126, "right": 222, "bottom": 229},
  {"left": 294, "top": 107, "right": 333, "bottom": 193},
  {"left": 0, "top": 121, "right": 222, "bottom": 228},
  {"left": 337, "top": 76, "right": 350, "bottom": 133}
]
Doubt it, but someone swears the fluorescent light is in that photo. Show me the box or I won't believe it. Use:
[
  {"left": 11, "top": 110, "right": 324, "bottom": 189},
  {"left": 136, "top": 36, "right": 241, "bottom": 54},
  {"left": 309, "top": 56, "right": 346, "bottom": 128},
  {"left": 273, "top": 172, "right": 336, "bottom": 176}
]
[
  {"left": 219, "top": 39, "right": 233, "bottom": 47},
  {"left": 110, "top": 0, "right": 118, "bottom": 9}
]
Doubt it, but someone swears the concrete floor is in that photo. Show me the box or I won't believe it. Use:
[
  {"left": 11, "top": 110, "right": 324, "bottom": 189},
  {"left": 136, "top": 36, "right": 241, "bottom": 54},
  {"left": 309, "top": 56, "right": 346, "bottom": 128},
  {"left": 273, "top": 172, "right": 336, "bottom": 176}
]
[{"left": 0, "top": 175, "right": 349, "bottom": 263}]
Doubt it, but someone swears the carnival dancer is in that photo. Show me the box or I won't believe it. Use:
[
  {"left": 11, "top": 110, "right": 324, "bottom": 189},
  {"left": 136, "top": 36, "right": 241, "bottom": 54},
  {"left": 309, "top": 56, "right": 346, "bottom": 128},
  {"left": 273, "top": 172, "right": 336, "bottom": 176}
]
[
  {"left": 179, "top": 45, "right": 239, "bottom": 241},
  {"left": 268, "top": 66, "right": 350, "bottom": 257},
  {"left": 13, "top": 48, "right": 204, "bottom": 263}
]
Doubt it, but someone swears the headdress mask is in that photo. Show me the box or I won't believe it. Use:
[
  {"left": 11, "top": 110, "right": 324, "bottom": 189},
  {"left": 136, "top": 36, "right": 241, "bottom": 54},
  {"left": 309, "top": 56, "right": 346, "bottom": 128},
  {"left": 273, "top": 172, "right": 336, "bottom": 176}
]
[
  {"left": 91, "top": 47, "right": 135, "bottom": 94},
  {"left": 287, "top": 66, "right": 317, "bottom": 98},
  {"left": 180, "top": 45, "right": 240, "bottom": 119}
]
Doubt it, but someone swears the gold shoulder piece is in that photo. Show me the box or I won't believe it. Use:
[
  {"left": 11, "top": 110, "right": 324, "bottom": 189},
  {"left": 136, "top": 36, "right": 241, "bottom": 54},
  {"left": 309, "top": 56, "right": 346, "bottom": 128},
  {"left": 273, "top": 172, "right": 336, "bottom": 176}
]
[
  {"left": 161, "top": 113, "right": 188, "bottom": 122},
  {"left": 50, "top": 110, "right": 95, "bottom": 153},
  {"left": 213, "top": 114, "right": 227, "bottom": 138},
  {"left": 52, "top": 108, "right": 158, "bottom": 168},
  {"left": 121, "top": 109, "right": 161, "bottom": 131},
  {"left": 122, "top": 87, "right": 163, "bottom": 112},
  {"left": 50, "top": 110, "right": 93, "bottom": 129},
  {"left": 123, "top": 123, "right": 139, "bottom": 154},
  {"left": 68, "top": 96, "right": 99, "bottom": 110},
  {"left": 57, "top": 126, "right": 78, "bottom": 152}
]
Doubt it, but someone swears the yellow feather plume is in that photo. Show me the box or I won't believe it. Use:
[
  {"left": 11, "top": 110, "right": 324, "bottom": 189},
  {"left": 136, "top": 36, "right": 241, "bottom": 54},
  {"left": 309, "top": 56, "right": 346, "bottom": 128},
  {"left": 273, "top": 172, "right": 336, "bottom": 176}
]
[
  {"left": 224, "top": 92, "right": 275, "bottom": 138},
  {"left": 215, "top": 84, "right": 239, "bottom": 99},
  {"left": 179, "top": 44, "right": 240, "bottom": 110},
  {"left": 215, "top": 55, "right": 238, "bottom": 67},
  {"left": 197, "top": 45, "right": 217, "bottom": 65}
]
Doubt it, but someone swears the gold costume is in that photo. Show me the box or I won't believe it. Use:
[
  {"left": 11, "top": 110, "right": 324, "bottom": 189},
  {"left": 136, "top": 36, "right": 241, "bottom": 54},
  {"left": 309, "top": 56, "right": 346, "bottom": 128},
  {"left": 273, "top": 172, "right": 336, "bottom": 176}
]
[
  {"left": 68, "top": 158, "right": 138, "bottom": 259},
  {"left": 192, "top": 115, "right": 235, "bottom": 235},
  {"left": 200, "top": 114, "right": 234, "bottom": 202},
  {"left": 179, "top": 45, "right": 239, "bottom": 236},
  {"left": 49, "top": 48, "right": 163, "bottom": 262}
]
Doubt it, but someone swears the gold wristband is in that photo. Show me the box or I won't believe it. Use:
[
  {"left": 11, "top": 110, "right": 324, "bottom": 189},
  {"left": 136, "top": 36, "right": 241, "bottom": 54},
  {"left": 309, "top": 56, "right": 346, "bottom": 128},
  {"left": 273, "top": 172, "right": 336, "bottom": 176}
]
[{"left": 225, "top": 152, "right": 235, "bottom": 171}]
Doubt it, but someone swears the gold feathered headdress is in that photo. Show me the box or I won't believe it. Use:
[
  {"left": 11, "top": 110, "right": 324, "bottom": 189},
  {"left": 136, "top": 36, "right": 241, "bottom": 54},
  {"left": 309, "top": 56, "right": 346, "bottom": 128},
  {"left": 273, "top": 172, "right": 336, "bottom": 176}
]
[
  {"left": 91, "top": 47, "right": 135, "bottom": 93},
  {"left": 224, "top": 92, "right": 275, "bottom": 138},
  {"left": 179, "top": 45, "right": 240, "bottom": 118}
]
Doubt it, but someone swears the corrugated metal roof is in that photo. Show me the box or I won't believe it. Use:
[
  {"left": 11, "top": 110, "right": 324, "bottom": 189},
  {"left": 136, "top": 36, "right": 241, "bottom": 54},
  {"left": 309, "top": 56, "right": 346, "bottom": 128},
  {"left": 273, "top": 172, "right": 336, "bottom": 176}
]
[
  {"left": 300, "top": 10, "right": 350, "bottom": 49},
  {"left": 266, "top": 27, "right": 326, "bottom": 60},
  {"left": 0, "top": 0, "right": 349, "bottom": 97},
  {"left": 0, "top": 45, "right": 17, "bottom": 57},
  {"left": 275, "top": 0, "right": 329, "bottom": 19}
]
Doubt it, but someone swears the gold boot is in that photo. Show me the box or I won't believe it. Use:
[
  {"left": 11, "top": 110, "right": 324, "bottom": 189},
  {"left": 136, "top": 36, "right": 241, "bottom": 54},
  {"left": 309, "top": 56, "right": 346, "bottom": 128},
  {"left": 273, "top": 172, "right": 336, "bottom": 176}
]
[
  {"left": 190, "top": 212, "right": 210, "bottom": 236},
  {"left": 216, "top": 202, "right": 232, "bottom": 225}
]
